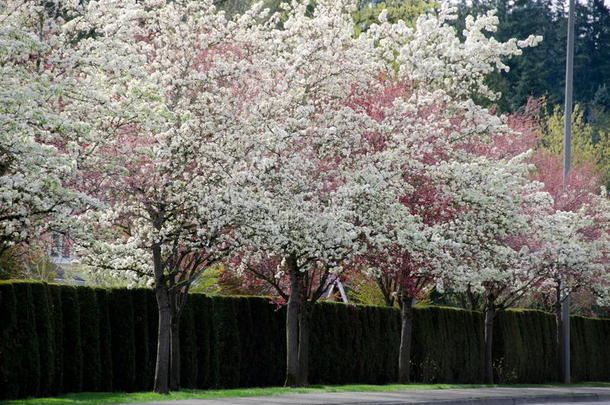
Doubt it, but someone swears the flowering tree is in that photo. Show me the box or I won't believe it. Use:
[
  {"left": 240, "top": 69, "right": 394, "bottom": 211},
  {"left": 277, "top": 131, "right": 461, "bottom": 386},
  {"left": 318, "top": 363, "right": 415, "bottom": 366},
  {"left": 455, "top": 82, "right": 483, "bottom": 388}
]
[
  {"left": 0, "top": 1, "right": 95, "bottom": 259},
  {"left": 526, "top": 193, "right": 610, "bottom": 376},
  {"left": 62, "top": 0, "right": 269, "bottom": 393},
  {"left": 222, "top": 0, "right": 420, "bottom": 387},
  {"left": 434, "top": 155, "right": 553, "bottom": 384},
  {"left": 349, "top": 5, "right": 543, "bottom": 383}
]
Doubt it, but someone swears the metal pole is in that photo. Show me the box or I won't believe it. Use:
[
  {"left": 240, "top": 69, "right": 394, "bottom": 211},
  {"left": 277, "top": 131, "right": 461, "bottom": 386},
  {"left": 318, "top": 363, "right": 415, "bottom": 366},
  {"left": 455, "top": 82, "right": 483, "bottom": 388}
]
[{"left": 561, "top": 0, "right": 575, "bottom": 385}]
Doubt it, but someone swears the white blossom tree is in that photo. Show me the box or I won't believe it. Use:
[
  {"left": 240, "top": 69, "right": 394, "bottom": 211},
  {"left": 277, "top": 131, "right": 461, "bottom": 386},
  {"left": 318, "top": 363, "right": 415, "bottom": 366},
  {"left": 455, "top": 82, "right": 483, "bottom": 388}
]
[
  {"left": 0, "top": 1, "right": 96, "bottom": 259},
  {"left": 526, "top": 193, "right": 610, "bottom": 375},
  {"left": 431, "top": 154, "right": 553, "bottom": 384},
  {"left": 61, "top": 0, "right": 271, "bottom": 393},
  {"left": 349, "top": 5, "right": 544, "bottom": 383},
  {"left": 222, "top": 0, "right": 420, "bottom": 387}
]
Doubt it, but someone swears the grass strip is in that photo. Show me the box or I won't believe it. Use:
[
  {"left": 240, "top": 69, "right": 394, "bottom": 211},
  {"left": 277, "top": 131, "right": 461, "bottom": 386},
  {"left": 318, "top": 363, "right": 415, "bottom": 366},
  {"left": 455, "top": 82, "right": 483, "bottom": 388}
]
[{"left": 2, "top": 382, "right": 610, "bottom": 405}]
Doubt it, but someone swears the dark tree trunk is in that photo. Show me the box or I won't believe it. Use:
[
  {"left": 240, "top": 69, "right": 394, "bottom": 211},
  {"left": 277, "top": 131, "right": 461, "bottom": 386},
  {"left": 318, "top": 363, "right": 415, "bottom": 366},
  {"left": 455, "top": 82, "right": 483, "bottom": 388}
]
[
  {"left": 555, "top": 284, "right": 570, "bottom": 382},
  {"left": 284, "top": 255, "right": 301, "bottom": 387},
  {"left": 169, "top": 317, "right": 180, "bottom": 391},
  {"left": 398, "top": 295, "right": 413, "bottom": 383},
  {"left": 297, "top": 304, "right": 312, "bottom": 386},
  {"left": 484, "top": 295, "right": 496, "bottom": 384},
  {"left": 153, "top": 279, "right": 171, "bottom": 394}
]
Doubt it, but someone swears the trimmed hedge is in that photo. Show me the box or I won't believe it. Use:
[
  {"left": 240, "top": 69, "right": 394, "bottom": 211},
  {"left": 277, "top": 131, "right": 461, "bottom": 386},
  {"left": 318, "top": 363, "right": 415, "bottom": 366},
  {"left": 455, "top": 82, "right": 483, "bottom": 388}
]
[
  {"left": 60, "top": 286, "right": 83, "bottom": 393},
  {"left": 493, "top": 309, "right": 558, "bottom": 383},
  {"left": 572, "top": 315, "right": 610, "bottom": 382},
  {"left": 108, "top": 289, "right": 136, "bottom": 392},
  {"left": 77, "top": 286, "right": 101, "bottom": 392},
  {"left": 411, "top": 305, "right": 483, "bottom": 383},
  {"left": 0, "top": 282, "right": 19, "bottom": 399},
  {"left": 31, "top": 282, "right": 55, "bottom": 396},
  {"left": 1, "top": 281, "right": 610, "bottom": 400}
]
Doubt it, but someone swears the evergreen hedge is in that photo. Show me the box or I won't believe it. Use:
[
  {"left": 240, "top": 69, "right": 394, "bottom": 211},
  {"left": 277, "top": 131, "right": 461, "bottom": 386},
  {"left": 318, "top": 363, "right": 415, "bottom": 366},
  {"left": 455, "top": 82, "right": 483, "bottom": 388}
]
[
  {"left": 1, "top": 281, "right": 610, "bottom": 400},
  {"left": 132, "top": 289, "right": 152, "bottom": 391},
  {"left": 108, "top": 289, "right": 136, "bottom": 392},
  {"left": 77, "top": 286, "right": 101, "bottom": 392},
  {"left": 95, "top": 289, "right": 113, "bottom": 392},
  {"left": 493, "top": 309, "right": 559, "bottom": 384},
  {"left": 60, "top": 286, "right": 82, "bottom": 393},
  {"left": 0, "top": 282, "right": 19, "bottom": 399},
  {"left": 30, "top": 282, "right": 55, "bottom": 396}
]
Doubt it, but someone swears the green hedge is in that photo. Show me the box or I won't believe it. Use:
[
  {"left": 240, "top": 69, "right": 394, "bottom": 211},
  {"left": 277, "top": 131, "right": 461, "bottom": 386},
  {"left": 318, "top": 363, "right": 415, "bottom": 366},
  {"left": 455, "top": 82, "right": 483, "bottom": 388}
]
[
  {"left": 1, "top": 281, "right": 610, "bottom": 400},
  {"left": 95, "top": 289, "right": 113, "bottom": 392},
  {"left": 31, "top": 282, "right": 55, "bottom": 396},
  {"left": 108, "top": 289, "right": 136, "bottom": 392},
  {"left": 0, "top": 282, "right": 19, "bottom": 399},
  {"left": 132, "top": 289, "right": 152, "bottom": 391},
  {"left": 410, "top": 305, "right": 483, "bottom": 383},
  {"left": 572, "top": 315, "right": 610, "bottom": 382},
  {"left": 60, "top": 286, "right": 83, "bottom": 393},
  {"left": 77, "top": 287, "right": 101, "bottom": 392},
  {"left": 493, "top": 309, "right": 558, "bottom": 383}
]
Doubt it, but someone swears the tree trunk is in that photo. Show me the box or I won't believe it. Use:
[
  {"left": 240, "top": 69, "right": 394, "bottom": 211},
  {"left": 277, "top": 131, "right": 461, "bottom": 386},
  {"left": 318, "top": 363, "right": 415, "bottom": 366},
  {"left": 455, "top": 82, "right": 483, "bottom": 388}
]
[
  {"left": 555, "top": 284, "right": 569, "bottom": 382},
  {"left": 297, "top": 304, "right": 311, "bottom": 386},
  {"left": 284, "top": 255, "right": 301, "bottom": 387},
  {"left": 169, "top": 317, "right": 181, "bottom": 391},
  {"left": 484, "top": 295, "right": 496, "bottom": 385},
  {"left": 153, "top": 282, "right": 172, "bottom": 394},
  {"left": 398, "top": 295, "right": 414, "bottom": 383}
]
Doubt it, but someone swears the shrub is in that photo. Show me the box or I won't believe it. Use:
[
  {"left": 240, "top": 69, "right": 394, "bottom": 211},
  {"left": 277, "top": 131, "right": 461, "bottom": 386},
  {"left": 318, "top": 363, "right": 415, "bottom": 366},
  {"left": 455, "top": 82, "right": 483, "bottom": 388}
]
[
  {"left": 132, "top": 289, "right": 152, "bottom": 391},
  {"left": 0, "top": 282, "right": 19, "bottom": 399},
  {"left": 30, "top": 282, "right": 56, "bottom": 396},
  {"left": 211, "top": 296, "right": 241, "bottom": 388},
  {"left": 95, "top": 288, "right": 113, "bottom": 392},
  {"left": 108, "top": 289, "right": 136, "bottom": 391},
  {"left": 59, "top": 285, "right": 83, "bottom": 393},
  {"left": 77, "top": 286, "right": 101, "bottom": 392},
  {"left": 48, "top": 284, "right": 64, "bottom": 393},
  {"left": 179, "top": 298, "right": 198, "bottom": 389}
]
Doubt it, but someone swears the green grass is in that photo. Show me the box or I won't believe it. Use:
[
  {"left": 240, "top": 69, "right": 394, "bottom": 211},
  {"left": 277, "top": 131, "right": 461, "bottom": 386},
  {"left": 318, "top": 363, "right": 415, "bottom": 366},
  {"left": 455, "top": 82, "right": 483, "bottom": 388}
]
[{"left": 3, "top": 382, "right": 610, "bottom": 405}]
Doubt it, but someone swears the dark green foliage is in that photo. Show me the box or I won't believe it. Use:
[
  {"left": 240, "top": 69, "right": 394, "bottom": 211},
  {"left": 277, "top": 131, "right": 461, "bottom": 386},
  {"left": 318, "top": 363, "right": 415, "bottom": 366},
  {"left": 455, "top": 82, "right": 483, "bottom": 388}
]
[
  {"left": 493, "top": 309, "right": 557, "bottom": 384},
  {"left": 412, "top": 306, "right": 483, "bottom": 383},
  {"left": 453, "top": 0, "right": 610, "bottom": 114},
  {"left": 192, "top": 294, "right": 214, "bottom": 389},
  {"left": 246, "top": 297, "right": 281, "bottom": 387},
  {"left": 347, "top": 305, "right": 365, "bottom": 382},
  {"left": 77, "top": 286, "right": 101, "bottom": 392},
  {"left": 379, "top": 306, "right": 400, "bottom": 383},
  {"left": 211, "top": 296, "right": 241, "bottom": 388},
  {"left": 95, "top": 289, "right": 113, "bottom": 392},
  {"left": 179, "top": 298, "right": 198, "bottom": 388},
  {"left": 30, "top": 282, "right": 56, "bottom": 396},
  {"left": 108, "top": 289, "right": 136, "bottom": 392},
  {"left": 235, "top": 297, "right": 254, "bottom": 387},
  {"left": 60, "top": 286, "right": 83, "bottom": 393},
  {"left": 131, "top": 289, "right": 152, "bottom": 391},
  {"left": 146, "top": 289, "right": 158, "bottom": 391},
  {"left": 571, "top": 315, "right": 610, "bottom": 382},
  {"left": 13, "top": 282, "right": 41, "bottom": 397},
  {"left": 0, "top": 282, "right": 19, "bottom": 399},
  {"left": 48, "top": 284, "right": 64, "bottom": 394},
  {"left": 3, "top": 281, "right": 610, "bottom": 400}
]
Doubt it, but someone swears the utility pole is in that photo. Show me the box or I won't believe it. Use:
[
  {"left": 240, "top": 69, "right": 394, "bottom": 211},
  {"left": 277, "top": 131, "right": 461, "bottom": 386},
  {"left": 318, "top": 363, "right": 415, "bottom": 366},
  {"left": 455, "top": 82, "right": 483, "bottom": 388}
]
[{"left": 561, "top": 0, "right": 575, "bottom": 385}]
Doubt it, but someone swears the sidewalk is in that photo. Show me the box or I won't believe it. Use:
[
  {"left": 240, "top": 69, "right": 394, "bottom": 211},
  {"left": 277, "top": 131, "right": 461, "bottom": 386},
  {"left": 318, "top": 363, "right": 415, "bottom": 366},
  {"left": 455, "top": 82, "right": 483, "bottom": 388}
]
[{"left": 130, "top": 387, "right": 610, "bottom": 405}]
